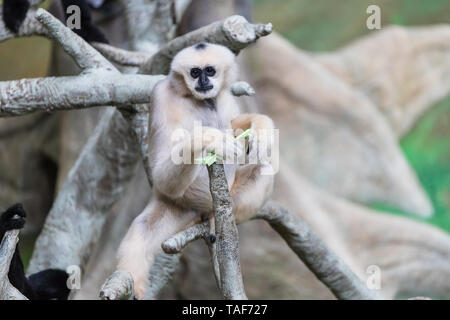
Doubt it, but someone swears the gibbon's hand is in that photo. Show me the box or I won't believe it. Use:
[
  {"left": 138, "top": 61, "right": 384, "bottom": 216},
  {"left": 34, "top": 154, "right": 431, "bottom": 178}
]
[
  {"left": 0, "top": 203, "right": 26, "bottom": 234},
  {"left": 247, "top": 119, "right": 274, "bottom": 166},
  {"left": 2, "top": 0, "right": 30, "bottom": 33},
  {"left": 198, "top": 127, "right": 243, "bottom": 163}
]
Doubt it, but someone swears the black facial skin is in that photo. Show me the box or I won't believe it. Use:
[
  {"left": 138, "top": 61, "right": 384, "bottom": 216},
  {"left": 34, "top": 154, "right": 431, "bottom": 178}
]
[{"left": 191, "top": 66, "right": 216, "bottom": 93}]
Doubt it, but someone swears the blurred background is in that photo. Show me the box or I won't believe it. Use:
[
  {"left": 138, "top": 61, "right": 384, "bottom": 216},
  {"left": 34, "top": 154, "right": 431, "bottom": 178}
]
[{"left": 1, "top": 0, "right": 449, "bottom": 299}]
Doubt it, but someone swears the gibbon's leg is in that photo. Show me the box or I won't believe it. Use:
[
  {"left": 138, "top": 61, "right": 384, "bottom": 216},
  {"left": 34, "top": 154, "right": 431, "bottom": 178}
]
[
  {"left": 117, "top": 198, "right": 199, "bottom": 299},
  {"left": 230, "top": 113, "right": 275, "bottom": 223},
  {"left": 231, "top": 164, "right": 274, "bottom": 224}
]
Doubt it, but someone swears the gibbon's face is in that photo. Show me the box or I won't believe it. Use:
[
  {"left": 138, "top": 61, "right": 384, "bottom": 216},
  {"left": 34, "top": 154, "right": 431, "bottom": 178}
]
[{"left": 171, "top": 43, "right": 238, "bottom": 100}]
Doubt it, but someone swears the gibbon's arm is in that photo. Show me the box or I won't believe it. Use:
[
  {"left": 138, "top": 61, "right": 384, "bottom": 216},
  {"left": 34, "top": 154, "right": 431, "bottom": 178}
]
[
  {"left": 231, "top": 113, "right": 274, "bottom": 133},
  {"left": 2, "top": 0, "right": 108, "bottom": 43}
]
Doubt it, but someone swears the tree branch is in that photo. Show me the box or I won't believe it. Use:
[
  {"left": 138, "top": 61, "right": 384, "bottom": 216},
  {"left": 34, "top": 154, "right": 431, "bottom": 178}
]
[
  {"left": 207, "top": 163, "right": 247, "bottom": 300},
  {"left": 142, "top": 15, "right": 272, "bottom": 75},
  {"left": 0, "top": 230, "right": 28, "bottom": 300},
  {"left": 35, "top": 9, "right": 113, "bottom": 70},
  {"left": 92, "top": 42, "right": 153, "bottom": 67},
  {"left": 0, "top": 74, "right": 164, "bottom": 117},
  {"left": 254, "top": 201, "right": 382, "bottom": 300}
]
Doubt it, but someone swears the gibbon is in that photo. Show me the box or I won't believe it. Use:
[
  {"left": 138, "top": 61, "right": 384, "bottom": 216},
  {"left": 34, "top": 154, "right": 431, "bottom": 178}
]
[
  {"left": 116, "top": 43, "right": 275, "bottom": 299},
  {"left": 0, "top": 204, "right": 70, "bottom": 300}
]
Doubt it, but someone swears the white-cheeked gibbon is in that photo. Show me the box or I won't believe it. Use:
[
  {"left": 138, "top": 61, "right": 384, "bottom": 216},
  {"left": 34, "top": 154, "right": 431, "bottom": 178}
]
[{"left": 117, "top": 42, "right": 276, "bottom": 299}]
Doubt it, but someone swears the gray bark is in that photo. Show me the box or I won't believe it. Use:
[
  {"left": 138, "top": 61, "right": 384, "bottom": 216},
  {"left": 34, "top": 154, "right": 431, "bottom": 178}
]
[
  {"left": 0, "top": 230, "right": 27, "bottom": 300},
  {"left": 207, "top": 163, "right": 247, "bottom": 299}
]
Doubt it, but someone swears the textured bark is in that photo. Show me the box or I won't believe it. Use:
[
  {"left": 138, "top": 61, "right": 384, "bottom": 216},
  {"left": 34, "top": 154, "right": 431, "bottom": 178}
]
[
  {"left": 92, "top": 42, "right": 152, "bottom": 67},
  {"left": 0, "top": 230, "right": 27, "bottom": 300},
  {"left": 142, "top": 15, "right": 272, "bottom": 75},
  {"left": 0, "top": 74, "right": 163, "bottom": 117},
  {"left": 207, "top": 163, "right": 247, "bottom": 300}
]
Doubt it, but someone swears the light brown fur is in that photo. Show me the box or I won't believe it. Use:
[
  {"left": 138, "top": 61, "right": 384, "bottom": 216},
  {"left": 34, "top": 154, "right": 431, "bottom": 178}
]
[{"left": 117, "top": 43, "right": 275, "bottom": 299}]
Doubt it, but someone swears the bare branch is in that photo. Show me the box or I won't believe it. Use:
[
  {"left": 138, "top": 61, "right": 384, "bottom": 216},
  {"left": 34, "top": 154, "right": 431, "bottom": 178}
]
[
  {"left": 207, "top": 163, "right": 247, "bottom": 300},
  {"left": 231, "top": 81, "right": 255, "bottom": 96},
  {"left": 142, "top": 15, "right": 272, "bottom": 75},
  {"left": 0, "top": 74, "right": 164, "bottom": 117},
  {"left": 0, "top": 230, "right": 28, "bottom": 300},
  {"left": 254, "top": 201, "right": 382, "bottom": 300},
  {"left": 100, "top": 270, "right": 135, "bottom": 300},
  {"left": 35, "top": 9, "right": 113, "bottom": 70},
  {"left": 92, "top": 42, "right": 153, "bottom": 67}
]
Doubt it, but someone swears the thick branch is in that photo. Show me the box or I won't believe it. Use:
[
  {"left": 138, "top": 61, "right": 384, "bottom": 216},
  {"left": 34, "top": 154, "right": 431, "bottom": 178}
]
[
  {"left": 0, "top": 230, "right": 27, "bottom": 300},
  {"left": 207, "top": 163, "right": 247, "bottom": 300},
  {"left": 142, "top": 15, "right": 272, "bottom": 75},
  {"left": 254, "top": 201, "right": 382, "bottom": 300},
  {"left": 0, "top": 74, "right": 164, "bottom": 117}
]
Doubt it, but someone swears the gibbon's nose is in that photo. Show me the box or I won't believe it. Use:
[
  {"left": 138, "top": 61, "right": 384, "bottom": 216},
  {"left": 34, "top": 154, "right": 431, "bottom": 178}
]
[{"left": 199, "top": 71, "right": 209, "bottom": 87}]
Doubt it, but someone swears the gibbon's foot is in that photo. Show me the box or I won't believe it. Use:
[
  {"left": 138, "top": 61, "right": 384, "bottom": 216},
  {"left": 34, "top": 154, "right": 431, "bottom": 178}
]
[
  {"left": 134, "top": 282, "right": 147, "bottom": 300},
  {"left": 2, "top": 0, "right": 30, "bottom": 33},
  {"left": 0, "top": 203, "right": 27, "bottom": 232}
]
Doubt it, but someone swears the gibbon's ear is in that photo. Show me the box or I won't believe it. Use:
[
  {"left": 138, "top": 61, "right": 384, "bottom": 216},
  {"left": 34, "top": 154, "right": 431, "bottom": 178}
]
[
  {"left": 2, "top": 0, "right": 30, "bottom": 33},
  {"left": 61, "top": 0, "right": 109, "bottom": 44}
]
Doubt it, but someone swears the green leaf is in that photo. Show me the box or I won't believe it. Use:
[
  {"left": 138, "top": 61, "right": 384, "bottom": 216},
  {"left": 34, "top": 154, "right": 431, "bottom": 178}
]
[{"left": 235, "top": 128, "right": 252, "bottom": 141}]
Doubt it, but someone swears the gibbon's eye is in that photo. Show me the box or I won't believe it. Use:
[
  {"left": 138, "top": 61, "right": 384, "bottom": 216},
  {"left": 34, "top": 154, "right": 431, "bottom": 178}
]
[
  {"left": 204, "top": 66, "right": 216, "bottom": 77},
  {"left": 190, "top": 68, "right": 202, "bottom": 79}
]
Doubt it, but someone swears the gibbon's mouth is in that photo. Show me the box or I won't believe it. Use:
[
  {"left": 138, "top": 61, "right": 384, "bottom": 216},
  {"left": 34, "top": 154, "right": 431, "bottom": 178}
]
[{"left": 195, "top": 85, "right": 214, "bottom": 93}]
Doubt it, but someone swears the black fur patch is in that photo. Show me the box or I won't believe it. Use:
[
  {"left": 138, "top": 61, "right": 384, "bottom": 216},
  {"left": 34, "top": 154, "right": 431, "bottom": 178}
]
[
  {"left": 0, "top": 204, "right": 70, "bottom": 300},
  {"left": 195, "top": 42, "right": 207, "bottom": 50},
  {"left": 62, "top": 0, "right": 109, "bottom": 43},
  {"left": 2, "top": 0, "right": 30, "bottom": 33}
]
